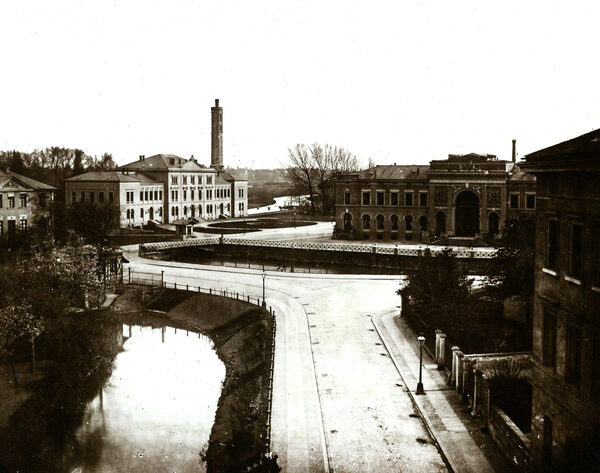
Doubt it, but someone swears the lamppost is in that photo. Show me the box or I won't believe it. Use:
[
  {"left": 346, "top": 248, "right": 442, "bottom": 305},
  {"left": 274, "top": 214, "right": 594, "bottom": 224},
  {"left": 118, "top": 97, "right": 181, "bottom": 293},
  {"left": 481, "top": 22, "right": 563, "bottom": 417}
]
[
  {"left": 261, "top": 271, "right": 267, "bottom": 309},
  {"left": 416, "top": 333, "right": 426, "bottom": 395}
]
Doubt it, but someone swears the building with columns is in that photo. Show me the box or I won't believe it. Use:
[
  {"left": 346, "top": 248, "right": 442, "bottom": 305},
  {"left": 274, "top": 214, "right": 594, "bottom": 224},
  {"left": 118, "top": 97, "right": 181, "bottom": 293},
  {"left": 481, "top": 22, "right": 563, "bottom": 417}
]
[
  {"left": 64, "top": 99, "right": 248, "bottom": 226},
  {"left": 331, "top": 144, "right": 536, "bottom": 241}
]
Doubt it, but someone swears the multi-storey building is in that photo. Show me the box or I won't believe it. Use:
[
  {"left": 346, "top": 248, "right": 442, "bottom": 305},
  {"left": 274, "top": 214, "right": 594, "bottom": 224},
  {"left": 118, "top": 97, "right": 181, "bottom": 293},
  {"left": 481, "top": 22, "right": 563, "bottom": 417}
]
[
  {"left": 331, "top": 143, "right": 536, "bottom": 241},
  {"left": 0, "top": 170, "right": 56, "bottom": 236},
  {"left": 64, "top": 99, "right": 248, "bottom": 226},
  {"left": 520, "top": 129, "right": 600, "bottom": 472},
  {"left": 64, "top": 171, "right": 165, "bottom": 226}
]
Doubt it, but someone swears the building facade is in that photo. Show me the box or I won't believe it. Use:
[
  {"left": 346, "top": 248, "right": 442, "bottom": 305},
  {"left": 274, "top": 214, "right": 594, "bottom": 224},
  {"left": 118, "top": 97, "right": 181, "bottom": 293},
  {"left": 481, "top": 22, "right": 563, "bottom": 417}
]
[
  {"left": 0, "top": 170, "right": 56, "bottom": 236},
  {"left": 332, "top": 149, "right": 536, "bottom": 242},
  {"left": 521, "top": 129, "right": 600, "bottom": 472},
  {"left": 64, "top": 99, "right": 248, "bottom": 227}
]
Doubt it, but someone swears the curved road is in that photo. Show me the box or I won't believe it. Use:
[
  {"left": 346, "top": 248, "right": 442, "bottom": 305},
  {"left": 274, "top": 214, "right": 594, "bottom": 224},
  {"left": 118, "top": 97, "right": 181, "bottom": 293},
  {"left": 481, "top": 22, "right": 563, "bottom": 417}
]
[{"left": 123, "top": 243, "right": 447, "bottom": 472}]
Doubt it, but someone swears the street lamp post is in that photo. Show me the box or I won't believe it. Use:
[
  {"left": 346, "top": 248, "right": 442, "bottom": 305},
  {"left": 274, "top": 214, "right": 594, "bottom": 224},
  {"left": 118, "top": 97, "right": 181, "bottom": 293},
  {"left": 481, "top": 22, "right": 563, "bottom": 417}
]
[
  {"left": 416, "top": 333, "right": 426, "bottom": 395},
  {"left": 261, "top": 271, "right": 267, "bottom": 309}
]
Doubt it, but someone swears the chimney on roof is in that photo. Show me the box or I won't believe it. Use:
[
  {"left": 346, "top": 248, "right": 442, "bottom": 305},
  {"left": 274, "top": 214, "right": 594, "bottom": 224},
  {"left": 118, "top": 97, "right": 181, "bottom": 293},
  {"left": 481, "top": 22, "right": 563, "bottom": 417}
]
[{"left": 512, "top": 139, "right": 516, "bottom": 163}]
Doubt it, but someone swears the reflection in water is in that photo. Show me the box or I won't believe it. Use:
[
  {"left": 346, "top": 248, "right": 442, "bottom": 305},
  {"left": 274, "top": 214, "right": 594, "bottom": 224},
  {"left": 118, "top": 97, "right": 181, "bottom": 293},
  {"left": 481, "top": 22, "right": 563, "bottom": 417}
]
[{"left": 73, "top": 324, "right": 225, "bottom": 473}]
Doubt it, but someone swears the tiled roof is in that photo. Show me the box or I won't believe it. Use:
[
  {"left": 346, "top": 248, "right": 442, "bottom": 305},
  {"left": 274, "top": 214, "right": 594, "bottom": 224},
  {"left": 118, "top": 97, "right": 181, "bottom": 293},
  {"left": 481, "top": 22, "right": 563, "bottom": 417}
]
[
  {"left": 120, "top": 154, "right": 207, "bottom": 171},
  {"left": 358, "top": 165, "right": 430, "bottom": 180},
  {"left": 0, "top": 171, "right": 56, "bottom": 190},
  {"left": 65, "top": 172, "right": 140, "bottom": 182}
]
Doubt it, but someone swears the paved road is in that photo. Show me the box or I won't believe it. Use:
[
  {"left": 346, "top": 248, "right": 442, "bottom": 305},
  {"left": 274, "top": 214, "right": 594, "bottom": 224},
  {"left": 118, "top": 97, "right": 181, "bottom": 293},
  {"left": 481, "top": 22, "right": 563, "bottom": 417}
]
[{"left": 124, "top": 247, "right": 448, "bottom": 472}]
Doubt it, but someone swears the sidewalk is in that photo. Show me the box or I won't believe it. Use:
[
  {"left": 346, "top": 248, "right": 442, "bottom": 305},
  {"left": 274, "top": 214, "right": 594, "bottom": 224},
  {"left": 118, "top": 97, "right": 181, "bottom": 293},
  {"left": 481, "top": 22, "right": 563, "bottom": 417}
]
[{"left": 373, "top": 312, "right": 514, "bottom": 473}]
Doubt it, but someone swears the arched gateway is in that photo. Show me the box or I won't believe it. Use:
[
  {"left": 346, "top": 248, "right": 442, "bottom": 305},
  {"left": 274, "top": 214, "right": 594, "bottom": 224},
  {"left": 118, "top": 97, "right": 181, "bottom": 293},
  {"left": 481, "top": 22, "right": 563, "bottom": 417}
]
[{"left": 455, "top": 190, "right": 480, "bottom": 237}]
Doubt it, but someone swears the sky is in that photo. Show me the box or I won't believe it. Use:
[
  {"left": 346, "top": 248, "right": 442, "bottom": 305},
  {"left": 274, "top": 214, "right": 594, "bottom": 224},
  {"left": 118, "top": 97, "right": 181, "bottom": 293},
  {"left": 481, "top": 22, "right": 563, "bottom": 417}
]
[{"left": 1, "top": 0, "right": 598, "bottom": 169}]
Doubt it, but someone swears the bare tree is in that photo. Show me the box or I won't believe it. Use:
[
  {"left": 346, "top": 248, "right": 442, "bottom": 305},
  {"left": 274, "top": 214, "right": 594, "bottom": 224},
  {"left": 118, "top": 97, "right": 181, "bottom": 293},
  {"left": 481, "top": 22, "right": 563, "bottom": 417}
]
[
  {"left": 284, "top": 143, "right": 361, "bottom": 214},
  {"left": 285, "top": 144, "right": 318, "bottom": 215}
]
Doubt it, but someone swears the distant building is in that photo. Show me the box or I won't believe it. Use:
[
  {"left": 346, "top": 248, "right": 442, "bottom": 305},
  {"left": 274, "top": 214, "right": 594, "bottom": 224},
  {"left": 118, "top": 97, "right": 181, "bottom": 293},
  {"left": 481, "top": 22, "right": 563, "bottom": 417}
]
[
  {"left": 0, "top": 170, "right": 56, "bottom": 236},
  {"left": 330, "top": 142, "right": 536, "bottom": 241},
  {"left": 521, "top": 129, "right": 600, "bottom": 472},
  {"left": 64, "top": 99, "right": 248, "bottom": 226}
]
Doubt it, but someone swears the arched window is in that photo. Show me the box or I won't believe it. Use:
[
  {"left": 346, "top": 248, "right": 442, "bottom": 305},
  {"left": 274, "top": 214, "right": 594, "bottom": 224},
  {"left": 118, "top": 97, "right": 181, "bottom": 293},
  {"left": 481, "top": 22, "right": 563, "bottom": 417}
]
[
  {"left": 404, "top": 215, "right": 413, "bottom": 231},
  {"left": 158, "top": 207, "right": 162, "bottom": 217},
  {"left": 391, "top": 214, "right": 399, "bottom": 231},
  {"left": 436, "top": 211, "right": 446, "bottom": 233},
  {"left": 376, "top": 214, "right": 385, "bottom": 230},
  {"left": 191, "top": 205, "right": 195, "bottom": 218},
  {"left": 419, "top": 215, "right": 428, "bottom": 231},
  {"left": 140, "top": 208, "right": 144, "bottom": 218},
  {"left": 362, "top": 214, "right": 371, "bottom": 230},
  {"left": 183, "top": 206, "right": 188, "bottom": 216},
  {"left": 226, "top": 203, "right": 230, "bottom": 213},
  {"left": 199, "top": 205, "right": 203, "bottom": 215},
  {"left": 343, "top": 212, "right": 352, "bottom": 232}
]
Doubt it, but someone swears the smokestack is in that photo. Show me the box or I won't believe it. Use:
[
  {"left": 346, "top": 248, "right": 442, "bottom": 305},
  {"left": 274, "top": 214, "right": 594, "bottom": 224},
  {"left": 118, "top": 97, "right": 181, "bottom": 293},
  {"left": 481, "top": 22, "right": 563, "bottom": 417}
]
[
  {"left": 211, "top": 99, "right": 223, "bottom": 171},
  {"left": 512, "top": 139, "right": 516, "bottom": 163}
]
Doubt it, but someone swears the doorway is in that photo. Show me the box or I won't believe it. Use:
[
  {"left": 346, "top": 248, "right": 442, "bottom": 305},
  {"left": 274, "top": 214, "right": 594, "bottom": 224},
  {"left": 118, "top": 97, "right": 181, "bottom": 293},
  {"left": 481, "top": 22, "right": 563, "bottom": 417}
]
[{"left": 455, "top": 190, "right": 480, "bottom": 236}]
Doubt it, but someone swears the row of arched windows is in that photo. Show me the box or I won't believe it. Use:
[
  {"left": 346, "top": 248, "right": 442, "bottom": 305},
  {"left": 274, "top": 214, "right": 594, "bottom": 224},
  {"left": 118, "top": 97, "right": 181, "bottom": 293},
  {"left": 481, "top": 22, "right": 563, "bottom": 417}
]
[
  {"left": 360, "top": 214, "right": 428, "bottom": 231},
  {"left": 126, "top": 208, "right": 163, "bottom": 220}
]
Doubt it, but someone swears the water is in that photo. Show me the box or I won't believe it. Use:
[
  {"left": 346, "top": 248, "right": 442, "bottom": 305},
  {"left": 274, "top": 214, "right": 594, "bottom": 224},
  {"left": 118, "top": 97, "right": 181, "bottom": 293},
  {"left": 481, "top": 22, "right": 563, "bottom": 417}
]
[{"left": 72, "top": 323, "right": 225, "bottom": 473}]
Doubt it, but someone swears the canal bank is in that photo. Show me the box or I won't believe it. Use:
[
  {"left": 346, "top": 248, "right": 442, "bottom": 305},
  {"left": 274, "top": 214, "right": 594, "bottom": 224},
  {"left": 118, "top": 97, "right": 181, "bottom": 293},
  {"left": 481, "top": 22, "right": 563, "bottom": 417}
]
[{"left": 139, "top": 288, "right": 276, "bottom": 473}]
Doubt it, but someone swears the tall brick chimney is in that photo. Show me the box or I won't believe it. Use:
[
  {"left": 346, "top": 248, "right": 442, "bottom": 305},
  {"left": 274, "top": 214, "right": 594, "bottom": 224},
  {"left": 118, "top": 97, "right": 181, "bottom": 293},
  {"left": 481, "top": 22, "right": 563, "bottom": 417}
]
[
  {"left": 512, "top": 139, "right": 516, "bottom": 163},
  {"left": 211, "top": 99, "right": 223, "bottom": 171}
]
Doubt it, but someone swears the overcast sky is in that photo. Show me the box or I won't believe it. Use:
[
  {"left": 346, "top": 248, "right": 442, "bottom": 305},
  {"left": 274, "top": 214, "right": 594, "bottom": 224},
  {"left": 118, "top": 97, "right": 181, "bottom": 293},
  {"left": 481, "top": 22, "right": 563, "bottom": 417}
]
[{"left": 1, "top": 1, "right": 598, "bottom": 168}]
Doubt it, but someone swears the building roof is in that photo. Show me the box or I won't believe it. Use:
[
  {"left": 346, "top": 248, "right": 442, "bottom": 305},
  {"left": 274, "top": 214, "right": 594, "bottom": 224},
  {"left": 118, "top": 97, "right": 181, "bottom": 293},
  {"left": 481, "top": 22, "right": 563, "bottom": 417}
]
[
  {"left": 522, "top": 128, "right": 600, "bottom": 172},
  {"left": 357, "top": 165, "right": 430, "bottom": 180},
  {"left": 0, "top": 171, "right": 56, "bottom": 190},
  {"left": 65, "top": 171, "right": 141, "bottom": 182},
  {"left": 119, "top": 154, "right": 209, "bottom": 172}
]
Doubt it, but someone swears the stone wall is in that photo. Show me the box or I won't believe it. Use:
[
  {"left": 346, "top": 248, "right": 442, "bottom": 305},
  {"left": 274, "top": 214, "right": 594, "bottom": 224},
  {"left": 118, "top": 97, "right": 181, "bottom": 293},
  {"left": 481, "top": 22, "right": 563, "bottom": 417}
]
[{"left": 488, "top": 405, "right": 531, "bottom": 471}]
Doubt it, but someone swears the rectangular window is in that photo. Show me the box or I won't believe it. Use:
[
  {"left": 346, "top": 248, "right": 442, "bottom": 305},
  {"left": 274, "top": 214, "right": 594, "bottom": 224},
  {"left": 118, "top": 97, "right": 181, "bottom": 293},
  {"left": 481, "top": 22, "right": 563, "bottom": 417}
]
[
  {"left": 566, "top": 324, "right": 582, "bottom": 386},
  {"left": 175, "top": 191, "right": 178, "bottom": 201},
  {"left": 154, "top": 190, "right": 158, "bottom": 200},
  {"left": 183, "top": 190, "right": 187, "bottom": 201},
  {"left": 543, "top": 310, "right": 556, "bottom": 369},
  {"left": 99, "top": 192, "right": 104, "bottom": 203},
  {"left": 159, "top": 190, "right": 163, "bottom": 200},
  {"left": 404, "top": 191, "right": 413, "bottom": 206},
  {"left": 546, "top": 219, "right": 559, "bottom": 271},
  {"left": 190, "top": 175, "right": 195, "bottom": 185},
  {"left": 390, "top": 192, "right": 399, "bottom": 206},
  {"left": 140, "top": 208, "right": 143, "bottom": 218},
  {"left": 376, "top": 191, "right": 385, "bottom": 205},
  {"left": 140, "top": 191, "right": 144, "bottom": 202},
  {"left": 510, "top": 193, "right": 520, "bottom": 209},
  {"left": 145, "top": 190, "right": 149, "bottom": 201},
  {"left": 109, "top": 192, "right": 114, "bottom": 203},
  {"left": 344, "top": 191, "right": 350, "bottom": 205},
  {"left": 569, "top": 223, "right": 583, "bottom": 279},
  {"left": 191, "top": 189, "right": 195, "bottom": 201},
  {"left": 419, "top": 192, "right": 428, "bottom": 207},
  {"left": 8, "top": 196, "right": 15, "bottom": 208},
  {"left": 20, "top": 193, "right": 27, "bottom": 207},
  {"left": 207, "top": 176, "right": 213, "bottom": 185},
  {"left": 71, "top": 191, "right": 76, "bottom": 203},
  {"left": 80, "top": 192, "right": 85, "bottom": 202},
  {"left": 182, "top": 175, "right": 187, "bottom": 185},
  {"left": 171, "top": 175, "right": 178, "bottom": 185},
  {"left": 526, "top": 194, "right": 536, "bottom": 209},
  {"left": 19, "top": 218, "right": 27, "bottom": 232},
  {"left": 362, "top": 191, "right": 371, "bottom": 205},
  {"left": 38, "top": 193, "right": 46, "bottom": 207},
  {"left": 89, "top": 192, "right": 95, "bottom": 203}
]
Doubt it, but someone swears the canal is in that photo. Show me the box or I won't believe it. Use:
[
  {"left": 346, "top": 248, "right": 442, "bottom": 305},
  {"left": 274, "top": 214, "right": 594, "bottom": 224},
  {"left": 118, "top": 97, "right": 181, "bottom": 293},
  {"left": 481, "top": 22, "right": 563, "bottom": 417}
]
[{"left": 74, "top": 322, "right": 225, "bottom": 473}]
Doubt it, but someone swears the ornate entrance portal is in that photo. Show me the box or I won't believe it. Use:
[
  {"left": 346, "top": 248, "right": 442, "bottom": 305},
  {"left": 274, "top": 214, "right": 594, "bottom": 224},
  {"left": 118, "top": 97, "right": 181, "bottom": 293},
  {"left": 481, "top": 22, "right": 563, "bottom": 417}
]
[{"left": 455, "top": 190, "right": 480, "bottom": 236}]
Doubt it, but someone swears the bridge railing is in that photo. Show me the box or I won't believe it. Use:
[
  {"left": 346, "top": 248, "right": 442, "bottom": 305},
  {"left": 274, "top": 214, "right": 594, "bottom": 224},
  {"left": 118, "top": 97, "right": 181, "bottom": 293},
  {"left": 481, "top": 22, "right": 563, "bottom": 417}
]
[{"left": 139, "top": 237, "right": 495, "bottom": 259}]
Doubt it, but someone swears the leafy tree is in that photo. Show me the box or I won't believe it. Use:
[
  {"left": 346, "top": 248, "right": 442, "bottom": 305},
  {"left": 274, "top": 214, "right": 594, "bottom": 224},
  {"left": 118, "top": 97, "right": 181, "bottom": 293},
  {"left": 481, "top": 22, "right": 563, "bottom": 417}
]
[
  {"left": 65, "top": 201, "right": 121, "bottom": 248},
  {"left": 0, "top": 300, "right": 43, "bottom": 387},
  {"left": 484, "top": 215, "right": 536, "bottom": 304}
]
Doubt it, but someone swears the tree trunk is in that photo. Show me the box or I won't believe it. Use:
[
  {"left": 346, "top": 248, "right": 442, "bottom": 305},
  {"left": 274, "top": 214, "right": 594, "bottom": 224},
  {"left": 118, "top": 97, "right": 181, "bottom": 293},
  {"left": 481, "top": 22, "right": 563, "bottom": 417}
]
[{"left": 31, "top": 337, "right": 36, "bottom": 374}]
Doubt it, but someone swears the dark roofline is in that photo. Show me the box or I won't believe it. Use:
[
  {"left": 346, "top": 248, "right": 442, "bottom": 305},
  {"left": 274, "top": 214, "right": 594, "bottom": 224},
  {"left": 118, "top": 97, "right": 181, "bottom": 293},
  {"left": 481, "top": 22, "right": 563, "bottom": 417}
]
[{"left": 0, "top": 171, "right": 57, "bottom": 190}]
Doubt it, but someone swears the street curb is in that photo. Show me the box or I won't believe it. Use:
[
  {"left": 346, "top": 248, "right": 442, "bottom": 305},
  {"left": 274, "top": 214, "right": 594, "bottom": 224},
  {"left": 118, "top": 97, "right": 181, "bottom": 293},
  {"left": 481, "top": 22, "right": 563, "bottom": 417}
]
[{"left": 371, "top": 313, "right": 457, "bottom": 473}]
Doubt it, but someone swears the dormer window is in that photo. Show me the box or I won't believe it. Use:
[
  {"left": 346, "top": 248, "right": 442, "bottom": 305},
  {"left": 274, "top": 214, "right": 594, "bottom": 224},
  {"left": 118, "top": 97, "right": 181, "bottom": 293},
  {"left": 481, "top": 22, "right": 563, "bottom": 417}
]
[{"left": 170, "top": 158, "right": 175, "bottom": 165}]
